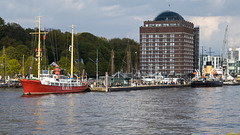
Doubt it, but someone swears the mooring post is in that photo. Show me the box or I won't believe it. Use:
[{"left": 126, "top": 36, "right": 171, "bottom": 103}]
[{"left": 106, "top": 72, "right": 108, "bottom": 92}]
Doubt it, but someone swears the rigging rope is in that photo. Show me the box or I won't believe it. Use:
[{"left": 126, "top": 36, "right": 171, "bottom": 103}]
[
  {"left": 54, "top": 32, "right": 59, "bottom": 62},
  {"left": 48, "top": 29, "right": 56, "bottom": 63}
]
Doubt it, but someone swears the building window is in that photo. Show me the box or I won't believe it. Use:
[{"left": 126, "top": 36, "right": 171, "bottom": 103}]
[
  {"left": 142, "top": 34, "right": 146, "bottom": 38},
  {"left": 170, "top": 23, "right": 176, "bottom": 26},
  {"left": 149, "top": 24, "right": 155, "bottom": 27},
  {"left": 163, "top": 24, "right": 169, "bottom": 26},
  {"left": 170, "top": 43, "right": 175, "bottom": 46}
]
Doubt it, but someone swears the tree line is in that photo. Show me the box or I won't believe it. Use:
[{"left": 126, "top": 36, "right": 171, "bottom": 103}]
[{"left": 0, "top": 17, "right": 139, "bottom": 78}]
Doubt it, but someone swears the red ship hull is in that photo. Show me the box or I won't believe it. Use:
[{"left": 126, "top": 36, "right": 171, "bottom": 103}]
[{"left": 20, "top": 79, "right": 88, "bottom": 95}]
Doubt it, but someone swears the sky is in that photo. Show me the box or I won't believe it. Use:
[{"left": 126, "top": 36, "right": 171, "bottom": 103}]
[{"left": 1, "top": 0, "right": 240, "bottom": 55}]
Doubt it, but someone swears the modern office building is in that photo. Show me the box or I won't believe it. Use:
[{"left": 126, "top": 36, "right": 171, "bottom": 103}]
[
  {"left": 227, "top": 47, "right": 240, "bottom": 74},
  {"left": 139, "top": 11, "right": 199, "bottom": 77},
  {"left": 228, "top": 47, "right": 240, "bottom": 61}
]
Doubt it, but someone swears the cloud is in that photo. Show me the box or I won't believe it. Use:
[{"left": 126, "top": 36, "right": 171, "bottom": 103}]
[
  {"left": 185, "top": 15, "right": 240, "bottom": 54},
  {"left": 188, "top": 16, "right": 231, "bottom": 40},
  {"left": 60, "top": 0, "right": 85, "bottom": 11},
  {"left": 101, "top": 5, "right": 120, "bottom": 11},
  {"left": 133, "top": 16, "right": 145, "bottom": 22},
  {"left": 100, "top": 5, "right": 125, "bottom": 17},
  {"left": 227, "top": 17, "right": 240, "bottom": 47},
  {"left": 209, "top": 0, "right": 225, "bottom": 7}
]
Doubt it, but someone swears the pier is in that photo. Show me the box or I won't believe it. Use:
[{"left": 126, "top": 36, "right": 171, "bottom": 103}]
[
  {"left": 90, "top": 84, "right": 191, "bottom": 92},
  {"left": 90, "top": 82, "right": 240, "bottom": 92}
]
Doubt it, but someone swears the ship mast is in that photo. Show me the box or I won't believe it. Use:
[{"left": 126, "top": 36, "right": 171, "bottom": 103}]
[
  {"left": 127, "top": 38, "right": 130, "bottom": 73},
  {"left": 37, "top": 16, "right": 41, "bottom": 80},
  {"left": 30, "top": 16, "right": 48, "bottom": 80},
  {"left": 111, "top": 50, "right": 114, "bottom": 75},
  {"left": 70, "top": 25, "right": 74, "bottom": 78},
  {"left": 3, "top": 46, "right": 5, "bottom": 83}
]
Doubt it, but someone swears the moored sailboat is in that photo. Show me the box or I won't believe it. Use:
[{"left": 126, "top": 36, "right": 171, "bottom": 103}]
[{"left": 20, "top": 17, "right": 88, "bottom": 94}]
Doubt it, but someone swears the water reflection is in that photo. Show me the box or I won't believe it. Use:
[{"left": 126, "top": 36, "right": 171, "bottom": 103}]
[
  {"left": 1, "top": 86, "right": 240, "bottom": 134},
  {"left": 137, "top": 88, "right": 198, "bottom": 134},
  {"left": 21, "top": 93, "right": 49, "bottom": 134}
]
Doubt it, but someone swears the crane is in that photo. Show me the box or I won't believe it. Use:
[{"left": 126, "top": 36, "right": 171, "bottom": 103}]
[
  {"left": 221, "top": 25, "right": 228, "bottom": 59},
  {"left": 221, "top": 25, "right": 229, "bottom": 80}
]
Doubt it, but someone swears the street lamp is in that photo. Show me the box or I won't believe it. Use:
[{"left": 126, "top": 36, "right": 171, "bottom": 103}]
[{"left": 89, "top": 49, "right": 98, "bottom": 87}]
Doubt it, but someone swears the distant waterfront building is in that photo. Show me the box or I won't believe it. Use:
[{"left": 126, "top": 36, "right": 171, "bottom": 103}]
[
  {"left": 202, "top": 55, "right": 222, "bottom": 70},
  {"left": 194, "top": 27, "right": 200, "bottom": 71},
  {"left": 228, "top": 47, "right": 240, "bottom": 61},
  {"left": 139, "top": 11, "right": 199, "bottom": 77},
  {"left": 227, "top": 47, "right": 240, "bottom": 74}
]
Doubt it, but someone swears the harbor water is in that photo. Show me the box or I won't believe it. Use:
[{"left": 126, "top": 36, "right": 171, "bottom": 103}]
[{"left": 0, "top": 86, "right": 240, "bottom": 134}]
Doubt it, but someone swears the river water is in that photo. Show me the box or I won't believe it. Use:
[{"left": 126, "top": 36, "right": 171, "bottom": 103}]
[{"left": 0, "top": 86, "right": 240, "bottom": 134}]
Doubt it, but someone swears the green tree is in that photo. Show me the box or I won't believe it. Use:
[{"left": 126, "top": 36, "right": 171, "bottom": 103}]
[
  {"left": 6, "top": 59, "right": 21, "bottom": 77},
  {"left": 59, "top": 56, "right": 70, "bottom": 69},
  {"left": 5, "top": 22, "right": 28, "bottom": 44},
  {"left": 0, "top": 36, "right": 20, "bottom": 48},
  {"left": 5, "top": 46, "right": 18, "bottom": 60},
  {"left": 0, "top": 55, "right": 9, "bottom": 77},
  {"left": 24, "top": 56, "right": 37, "bottom": 75},
  {"left": 0, "top": 17, "right": 6, "bottom": 39},
  {"left": 16, "top": 45, "right": 30, "bottom": 61},
  {"left": 0, "top": 17, "right": 5, "bottom": 26},
  {"left": 58, "top": 56, "right": 79, "bottom": 75},
  {"left": 85, "top": 61, "right": 95, "bottom": 77}
]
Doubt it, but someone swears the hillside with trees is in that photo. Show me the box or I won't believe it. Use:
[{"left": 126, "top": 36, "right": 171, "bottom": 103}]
[{"left": 0, "top": 17, "right": 139, "bottom": 78}]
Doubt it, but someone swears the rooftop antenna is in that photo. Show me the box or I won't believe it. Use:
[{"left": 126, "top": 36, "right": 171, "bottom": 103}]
[
  {"left": 206, "top": 47, "right": 214, "bottom": 62},
  {"left": 168, "top": 0, "right": 171, "bottom": 9}
]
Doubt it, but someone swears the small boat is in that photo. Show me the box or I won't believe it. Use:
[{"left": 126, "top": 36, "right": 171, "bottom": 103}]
[
  {"left": 20, "top": 17, "right": 88, "bottom": 94},
  {"left": 191, "top": 61, "right": 223, "bottom": 87},
  {"left": 191, "top": 79, "right": 223, "bottom": 87}
]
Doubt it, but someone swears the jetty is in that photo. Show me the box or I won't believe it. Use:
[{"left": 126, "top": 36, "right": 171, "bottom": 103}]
[
  {"left": 90, "top": 84, "right": 191, "bottom": 92},
  {"left": 90, "top": 82, "right": 240, "bottom": 92}
]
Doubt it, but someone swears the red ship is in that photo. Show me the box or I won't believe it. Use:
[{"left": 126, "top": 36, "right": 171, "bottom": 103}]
[
  {"left": 20, "top": 74, "right": 88, "bottom": 95},
  {"left": 21, "top": 18, "right": 88, "bottom": 94}
]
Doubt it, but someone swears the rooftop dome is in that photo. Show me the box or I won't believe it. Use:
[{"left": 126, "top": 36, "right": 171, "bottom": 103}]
[{"left": 154, "top": 11, "right": 184, "bottom": 21}]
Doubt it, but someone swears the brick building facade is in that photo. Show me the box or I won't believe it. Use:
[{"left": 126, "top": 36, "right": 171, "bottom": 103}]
[{"left": 139, "top": 11, "right": 199, "bottom": 77}]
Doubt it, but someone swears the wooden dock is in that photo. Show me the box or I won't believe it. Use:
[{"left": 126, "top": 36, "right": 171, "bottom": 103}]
[
  {"left": 90, "top": 84, "right": 191, "bottom": 92},
  {"left": 89, "top": 82, "right": 240, "bottom": 92},
  {"left": 90, "top": 87, "right": 107, "bottom": 92}
]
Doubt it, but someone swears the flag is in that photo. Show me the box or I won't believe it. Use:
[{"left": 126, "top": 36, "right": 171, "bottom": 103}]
[{"left": 43, "top": 34, "right": 46, "bottom": 40}]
